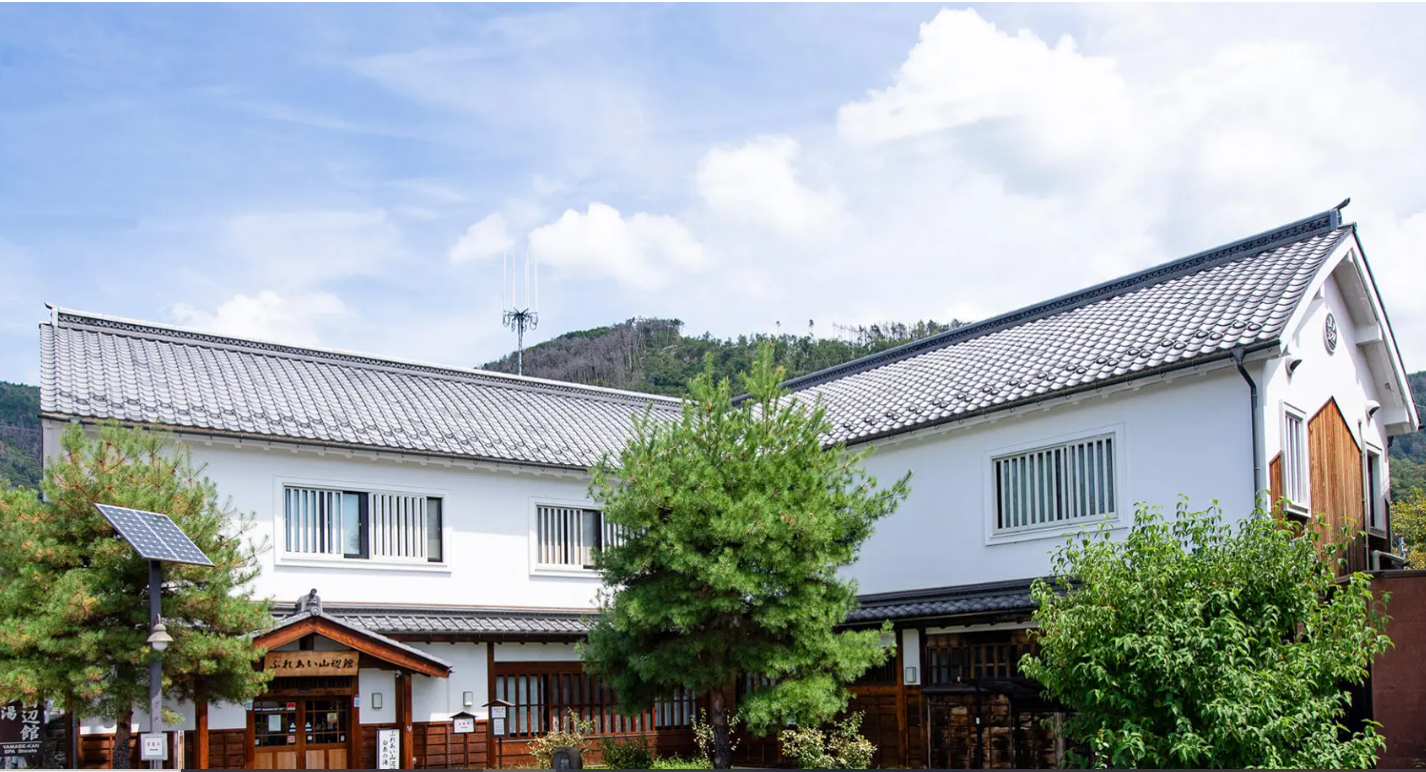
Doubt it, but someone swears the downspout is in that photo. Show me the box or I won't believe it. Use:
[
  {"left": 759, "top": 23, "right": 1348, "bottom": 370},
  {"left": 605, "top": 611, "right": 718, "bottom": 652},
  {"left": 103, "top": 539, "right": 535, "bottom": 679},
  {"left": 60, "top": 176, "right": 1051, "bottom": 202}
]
[{"left": 1231, "top": 347, "right": 1264, "bottom": 511}]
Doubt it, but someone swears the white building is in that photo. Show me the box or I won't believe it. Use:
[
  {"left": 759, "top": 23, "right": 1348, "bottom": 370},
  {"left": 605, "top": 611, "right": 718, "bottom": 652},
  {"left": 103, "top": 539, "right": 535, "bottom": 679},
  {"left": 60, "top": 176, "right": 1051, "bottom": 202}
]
[{"left": 38, "top": 206, "right": 1418, "bottom": 769}]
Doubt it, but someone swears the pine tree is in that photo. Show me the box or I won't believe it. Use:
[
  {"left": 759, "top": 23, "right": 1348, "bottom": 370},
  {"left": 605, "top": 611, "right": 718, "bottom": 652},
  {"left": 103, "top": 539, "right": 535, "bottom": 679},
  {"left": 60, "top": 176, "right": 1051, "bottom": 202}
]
[
  {"left": 582, "top": 345, "right": 910, "bottom": 768},
  {"left": 0, "top": 422, "right": 273, "bottom": 767}
]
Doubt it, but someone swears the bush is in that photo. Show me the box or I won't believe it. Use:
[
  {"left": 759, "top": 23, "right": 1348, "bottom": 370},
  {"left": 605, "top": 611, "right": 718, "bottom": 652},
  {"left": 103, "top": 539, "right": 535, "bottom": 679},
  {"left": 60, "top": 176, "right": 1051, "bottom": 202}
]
[
  {"left": 527, "top": 711, "right": 596, "bottom": 768},
  {"left": 598, "top": 734, "right": 655, "bottom": 769},
  {"left": 777, "top": 713, "right": 875, "bottom": 769},
  {"left": 1021, "top": 500, "right": 1391, "bottom": 769},
  {"left": 649, "top": 756, "right": 713, "bottom": 769}
]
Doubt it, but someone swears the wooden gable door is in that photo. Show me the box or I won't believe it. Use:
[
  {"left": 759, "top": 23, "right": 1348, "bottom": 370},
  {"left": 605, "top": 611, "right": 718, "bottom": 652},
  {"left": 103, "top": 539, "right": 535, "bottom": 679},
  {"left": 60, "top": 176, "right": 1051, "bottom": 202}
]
[{"left": 252, "top": 696, "right": 352, "bottom": 769}]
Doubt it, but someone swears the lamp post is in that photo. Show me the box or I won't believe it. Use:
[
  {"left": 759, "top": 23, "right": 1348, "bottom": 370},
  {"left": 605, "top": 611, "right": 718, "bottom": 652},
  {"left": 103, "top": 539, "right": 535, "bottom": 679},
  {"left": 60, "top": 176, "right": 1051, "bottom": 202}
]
[
  {"left": 93, "top": 504, "right": 213, "bottom": 771},
  {"left": 146, "top": 600, "right": 172, "bottom": 771}
]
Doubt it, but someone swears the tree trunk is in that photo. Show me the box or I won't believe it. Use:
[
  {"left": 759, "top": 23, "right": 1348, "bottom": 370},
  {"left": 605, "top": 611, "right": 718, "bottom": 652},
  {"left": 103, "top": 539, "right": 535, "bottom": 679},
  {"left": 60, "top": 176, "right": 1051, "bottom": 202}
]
[
  {"left": 709, "top": 687, "right": 732, "bottom": 769},
  {"left": 112, "top": 705, "right": 133, "bottom": 769}
]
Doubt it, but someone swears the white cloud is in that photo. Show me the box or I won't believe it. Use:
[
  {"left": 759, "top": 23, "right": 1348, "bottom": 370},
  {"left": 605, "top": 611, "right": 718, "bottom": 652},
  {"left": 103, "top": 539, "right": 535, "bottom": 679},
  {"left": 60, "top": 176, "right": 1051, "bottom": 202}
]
[
  {"left": 172, "top": 290, "right": 351, "bottom": 347},
  {"left": 696, "top": 136, "right": 844, "bottom": 239},
  {"left": 527, "top": 203, "right": 707, "bottom": 290},
  {"left": 222, "top": 209, "right": 405, "bottom": 290},
  {"left": 836, "top": 8, "right": 1137, "bottom": 174},
  {"left": 449, "top": 213, "right": 516, "bottom": 265}
]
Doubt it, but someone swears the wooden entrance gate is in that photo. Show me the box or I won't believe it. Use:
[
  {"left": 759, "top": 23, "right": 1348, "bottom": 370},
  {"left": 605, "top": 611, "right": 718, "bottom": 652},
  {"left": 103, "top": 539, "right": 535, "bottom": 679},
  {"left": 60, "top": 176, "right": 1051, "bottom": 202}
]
[{"left": 251, "top": 679, "right": 355, "bottom": 769}]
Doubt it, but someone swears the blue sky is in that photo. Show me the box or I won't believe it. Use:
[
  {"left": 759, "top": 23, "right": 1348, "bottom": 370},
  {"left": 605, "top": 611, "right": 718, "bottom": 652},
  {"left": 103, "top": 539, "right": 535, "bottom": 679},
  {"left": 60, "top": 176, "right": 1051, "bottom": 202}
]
[{"left": 2, "top": 3, "right": 1425, "bottom": 386}]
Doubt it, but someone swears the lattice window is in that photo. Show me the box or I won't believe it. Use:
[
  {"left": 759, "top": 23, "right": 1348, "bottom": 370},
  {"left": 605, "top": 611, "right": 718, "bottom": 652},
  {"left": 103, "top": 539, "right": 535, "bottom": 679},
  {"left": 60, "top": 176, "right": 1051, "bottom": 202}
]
[
  {"left": 994, "top": 435, "right": 1116, "bottom": 533},
  {"left": 536, "top": 505, "right": 620, "bottom": 569},
  {"left": 494, "top": 663, "right": 695, "bottom": 738},
  {"left": 1282, "top": 406, "right": 1310, "bottom": 512},
  {"left": 924, "top": 631, "right": 1036, "bottom": 686},
  {"left": 284, "top": 487, "right": 442, "bottom": 562}
]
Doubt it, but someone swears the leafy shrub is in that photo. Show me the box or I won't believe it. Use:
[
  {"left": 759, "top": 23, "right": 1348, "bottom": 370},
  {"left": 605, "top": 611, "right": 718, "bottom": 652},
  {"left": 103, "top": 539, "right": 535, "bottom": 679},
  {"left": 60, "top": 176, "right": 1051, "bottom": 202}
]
[
  {"left": 1021, "top": 501, "right": 1392, "bottom": 769},
  {"left": 527, "top": 710, "right": 596, "bottom": 768},
  {"left": 778, "top": 713, "right": 875, "bottom": 769},
  {"left": 598, "top": 734, "right": 655, "bottom": 769},
  {"left": 649, "top": 756, "right": 713, "bottom": 769}
]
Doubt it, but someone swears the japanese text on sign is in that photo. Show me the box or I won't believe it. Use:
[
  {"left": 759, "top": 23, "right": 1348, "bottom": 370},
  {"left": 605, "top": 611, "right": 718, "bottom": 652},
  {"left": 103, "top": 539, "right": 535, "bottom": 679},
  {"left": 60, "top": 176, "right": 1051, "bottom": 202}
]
[
  {"left": 0, "top": 702, "right": 44, "bottom": 759},
  {"left": 263, "top": 651, "right": 359, "bottom": 676}
]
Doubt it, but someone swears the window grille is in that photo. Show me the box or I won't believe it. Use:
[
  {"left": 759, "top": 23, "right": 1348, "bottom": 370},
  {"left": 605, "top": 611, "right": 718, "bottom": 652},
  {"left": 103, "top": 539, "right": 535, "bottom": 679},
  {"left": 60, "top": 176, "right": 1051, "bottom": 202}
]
[
  {"left": 493, "top": 663, "right": 694, "bottom": 738},
  {"left": 285, "top": 487, "right": 442, "bottom": 562},
  {"left": 1283, "top": 408, "right": 1310, "bottom": 511},
  {"left": 994, "top": 435, "right": 1115, "bottom": 532},
  {"left": 537, "top": 505, "right": 620, "bottom": 569}
]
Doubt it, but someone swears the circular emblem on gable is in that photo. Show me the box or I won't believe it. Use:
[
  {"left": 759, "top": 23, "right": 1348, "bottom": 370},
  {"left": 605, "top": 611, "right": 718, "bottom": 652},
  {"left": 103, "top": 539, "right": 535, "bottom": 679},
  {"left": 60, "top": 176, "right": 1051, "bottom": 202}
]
[{"left": 1324, "top": 312, "right": 1339, "bottom": 354}]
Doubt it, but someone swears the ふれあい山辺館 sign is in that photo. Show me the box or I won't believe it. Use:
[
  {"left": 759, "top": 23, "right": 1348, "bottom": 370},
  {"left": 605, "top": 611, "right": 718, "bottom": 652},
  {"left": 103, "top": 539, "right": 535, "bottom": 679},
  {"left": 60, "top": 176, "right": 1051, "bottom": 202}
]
[{"left": 263, "top": 650, "right": 359, "bottom": 676}]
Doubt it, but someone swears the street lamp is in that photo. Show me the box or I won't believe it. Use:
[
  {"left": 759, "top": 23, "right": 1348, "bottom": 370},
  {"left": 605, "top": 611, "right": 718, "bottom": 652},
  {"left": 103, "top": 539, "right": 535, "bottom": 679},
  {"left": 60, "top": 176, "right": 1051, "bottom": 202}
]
[
  {"left": 148, "top": 620, "right": 172, "bottom": 652},
  {"left": 95, "top": 504, "right": 214, "bottom": 770}
]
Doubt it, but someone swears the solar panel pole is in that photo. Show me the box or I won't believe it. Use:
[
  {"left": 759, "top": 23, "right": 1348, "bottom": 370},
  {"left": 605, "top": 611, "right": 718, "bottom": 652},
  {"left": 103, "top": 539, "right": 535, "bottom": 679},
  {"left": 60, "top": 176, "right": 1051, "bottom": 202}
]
[{"left": 148, "top": 560, "right": 163, "bottom": 770}]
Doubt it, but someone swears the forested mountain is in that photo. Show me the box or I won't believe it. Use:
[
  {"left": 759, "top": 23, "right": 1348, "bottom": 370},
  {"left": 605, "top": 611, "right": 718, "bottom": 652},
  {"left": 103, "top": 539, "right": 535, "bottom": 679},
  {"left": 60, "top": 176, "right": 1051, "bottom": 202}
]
[
  {"left": 0, "top": 381, "right": 41, "bottom": 489},
  {"left": 1389, "top": 371, "right": 1426, "bottom": 500},
  {"left": 480, "top": 318, "right": 964, "bottom": 397}
]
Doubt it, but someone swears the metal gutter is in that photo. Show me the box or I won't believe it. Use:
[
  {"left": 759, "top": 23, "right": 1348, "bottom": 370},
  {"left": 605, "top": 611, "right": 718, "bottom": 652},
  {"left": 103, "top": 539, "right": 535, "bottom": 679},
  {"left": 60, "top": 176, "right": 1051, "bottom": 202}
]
[{"left": 1231, "top": 347, "right": 1265, "bottom": 509}]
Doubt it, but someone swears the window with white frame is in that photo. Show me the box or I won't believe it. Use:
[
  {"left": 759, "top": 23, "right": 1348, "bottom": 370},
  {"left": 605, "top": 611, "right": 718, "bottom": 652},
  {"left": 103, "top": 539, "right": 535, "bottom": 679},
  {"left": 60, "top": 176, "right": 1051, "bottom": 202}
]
[
  {"left": 284, "top": 486, "right": 443, "bottom": 562},
  {"left": 535, "top": 505, "right": 620, "bottom": 569},
  {"left": 1282, "top": 406, "right": 1310, "bottom": 513},
  {"left": 994, "top": 435, "right": 1116, "bottom": 533},
  {"left": 1366, "top": 448, "right": 1384, "bottom": 530}
]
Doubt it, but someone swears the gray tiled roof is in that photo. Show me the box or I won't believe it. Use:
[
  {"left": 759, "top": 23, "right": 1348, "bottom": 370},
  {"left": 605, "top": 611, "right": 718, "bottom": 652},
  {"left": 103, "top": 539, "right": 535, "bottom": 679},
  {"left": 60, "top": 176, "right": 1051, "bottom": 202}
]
[
  {"left": 259, "top": 606, "right": 455, "bottom": 670},
  {"left": 270, "top": 602, "right": 592, "bottom": 639},
  {"left": 845, "top": 579, "right": 1039, "bottom": 624},
  {"left": 39, "top": 310, "right": 681, "bottom": 468},
  {"left": 789, "top": 210, "right": 1351, "bottom": 445}
]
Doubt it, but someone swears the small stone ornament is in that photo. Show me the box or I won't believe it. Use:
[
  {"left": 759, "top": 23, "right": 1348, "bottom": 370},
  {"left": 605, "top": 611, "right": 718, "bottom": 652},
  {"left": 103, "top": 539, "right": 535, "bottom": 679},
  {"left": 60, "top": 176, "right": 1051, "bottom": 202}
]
[{"left": 551, "top": 745, "right": 583, "bottom": 769}]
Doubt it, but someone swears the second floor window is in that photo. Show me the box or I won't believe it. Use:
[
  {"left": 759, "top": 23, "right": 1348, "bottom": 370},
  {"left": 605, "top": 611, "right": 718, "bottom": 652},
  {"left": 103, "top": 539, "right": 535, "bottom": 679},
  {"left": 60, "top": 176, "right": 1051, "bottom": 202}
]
[
  {"left": 994, "top": 435, "right": 1116, "bottom": 533},
  {"left": 536, "top": 505, "right": 620, "bottom": 569},
  {"left": 1282, "top": 406, "right": 1310, "bottom": 513},
  {"left": 284, "top": 487, "right": 443, "bottom": 563}
]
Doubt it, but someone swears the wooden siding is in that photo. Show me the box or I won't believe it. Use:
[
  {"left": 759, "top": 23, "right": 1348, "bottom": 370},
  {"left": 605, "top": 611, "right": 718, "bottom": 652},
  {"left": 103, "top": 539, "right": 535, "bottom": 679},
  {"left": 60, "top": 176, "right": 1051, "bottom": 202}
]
[{"left": 1308, "top": 399, "right": 1364, "bottom": 538}]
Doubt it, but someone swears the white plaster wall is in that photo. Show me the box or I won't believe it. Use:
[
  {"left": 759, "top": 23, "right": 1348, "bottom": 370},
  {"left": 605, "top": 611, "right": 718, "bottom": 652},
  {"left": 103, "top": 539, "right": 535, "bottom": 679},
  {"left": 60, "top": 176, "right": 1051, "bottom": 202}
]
[
  {"left": 210, "top": 700, "right": 248, "bottom": 731},
  {"left": 409, "top": 642, "right": 490, "bottom": 721},
  {"left": 359, "top": 669, "right": 396, "bottom": 725},
  {"left": 493, "top": 642, "right": 580, "bottom": 662},
  {"left": 150, "top": 442, "right": 607, "bottom": 608},
  {"left": 847, "top": 367, "right": 1256, "bottom": 595},
  {"left": 1263, "top": 270, "right": 1392, "bottom": 489}
]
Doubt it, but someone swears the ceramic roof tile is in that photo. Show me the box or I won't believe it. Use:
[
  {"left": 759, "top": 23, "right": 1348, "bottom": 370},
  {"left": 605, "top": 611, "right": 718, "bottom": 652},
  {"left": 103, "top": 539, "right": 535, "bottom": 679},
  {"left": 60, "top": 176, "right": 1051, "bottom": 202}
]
[
  {"left": 845, "top": 579, "right": 1041, "bottom": 623},
  {"left": 788, "top": 211, "right": 1350, "bottom": 444},
  {"left": 267, "top": 602, "right": 594, "bottom": 638},
  {"left": 40, "top": 311, "right": 681, "bottom": 469}
]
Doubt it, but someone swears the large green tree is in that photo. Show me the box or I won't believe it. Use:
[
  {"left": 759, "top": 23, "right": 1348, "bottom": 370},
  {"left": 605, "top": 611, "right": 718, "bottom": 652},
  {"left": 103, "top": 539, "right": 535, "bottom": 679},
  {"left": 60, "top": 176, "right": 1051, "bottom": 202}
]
[
  {"left": 582, "top": 346, "right": 910, "bottom": 768},
  {"left": 0, "top": 422, "right": 273, "bottom": 767},
  {"left": 1021, "top": 500, "right": 1390, "bottom": 769}
]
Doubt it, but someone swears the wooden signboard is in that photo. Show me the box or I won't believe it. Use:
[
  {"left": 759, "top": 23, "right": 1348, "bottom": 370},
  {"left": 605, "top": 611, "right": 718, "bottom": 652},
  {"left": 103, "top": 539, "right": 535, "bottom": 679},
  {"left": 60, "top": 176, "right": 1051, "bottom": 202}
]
[
  {"left": 263, "top": 651, "right": 359, "bottom": 677},
  {"left": 377, "top": 728, "right": 400, "bottom": 769}
]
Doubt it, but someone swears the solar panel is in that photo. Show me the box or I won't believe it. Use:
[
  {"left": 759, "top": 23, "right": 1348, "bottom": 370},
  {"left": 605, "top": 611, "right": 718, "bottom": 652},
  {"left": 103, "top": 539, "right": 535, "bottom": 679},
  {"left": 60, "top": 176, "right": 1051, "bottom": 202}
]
[{"left": 95, "top": 504, "right": 214, "bottom": 566}]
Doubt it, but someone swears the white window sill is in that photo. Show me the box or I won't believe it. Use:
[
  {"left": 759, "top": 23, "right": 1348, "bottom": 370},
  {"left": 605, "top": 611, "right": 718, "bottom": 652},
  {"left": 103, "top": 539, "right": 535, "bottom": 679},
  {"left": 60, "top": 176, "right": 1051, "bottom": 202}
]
[
  {"left": 1282, "top": 502, "right": 1311, "bottom": 519},
  {"left": 986, "top": 517, "right": 1124, "bottom": 546},
  {"left": 276, "top": 556, "right": 453, "bottom": 574},
  {"left": 530, "top": 565, "right": 601, "bottom": 579}
]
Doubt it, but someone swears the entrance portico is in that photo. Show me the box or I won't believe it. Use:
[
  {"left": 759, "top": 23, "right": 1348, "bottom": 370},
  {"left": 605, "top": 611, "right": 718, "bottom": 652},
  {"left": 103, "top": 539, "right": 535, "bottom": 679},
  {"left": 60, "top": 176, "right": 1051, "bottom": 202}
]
[{"left": 242, "top": 594, "right": 451, "bottom": 770}]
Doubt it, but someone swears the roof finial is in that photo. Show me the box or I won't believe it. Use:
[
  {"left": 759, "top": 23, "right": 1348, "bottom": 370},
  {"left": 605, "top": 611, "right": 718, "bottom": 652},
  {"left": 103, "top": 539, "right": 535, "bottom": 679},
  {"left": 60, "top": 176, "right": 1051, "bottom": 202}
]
[{"left": 1333, "top": 197, "right": 1351, "bottom": 211}]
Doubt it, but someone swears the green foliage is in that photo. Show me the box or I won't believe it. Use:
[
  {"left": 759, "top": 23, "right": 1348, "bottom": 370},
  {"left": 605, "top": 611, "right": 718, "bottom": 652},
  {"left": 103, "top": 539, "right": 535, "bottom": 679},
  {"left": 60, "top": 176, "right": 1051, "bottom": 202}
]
[
  {"left": 483, "top": 317, "right": 964, "bottom": 396},
  {"left": 582, "top": 345, "right": 909, "bottom": 767},
  {"left": 0, "top": 381, "right": 41, "bottom": 490},
  {"left": 1021, "top": 499, "right": 1391, "bottom": 769},
  {"left": 1395, "top": 489, "right": 1426, "bottom": 569},
  {"left": 0, "top": 422, "right": 273, "bottom": 753},
  {"left": 1391, "top": 455, "right": 1426, "bottom": 503},
  {"left": 648, "top": 756, "right": 713, "bottom": 769},
  {"left": 777, "top": 713, "right": 876, "bottom": 769},
  {"left": 597, "top": 733, "right": 655, "bottom": 769},
  {"left": 527, "top": 711, "right": 596, "bottom": 768}
]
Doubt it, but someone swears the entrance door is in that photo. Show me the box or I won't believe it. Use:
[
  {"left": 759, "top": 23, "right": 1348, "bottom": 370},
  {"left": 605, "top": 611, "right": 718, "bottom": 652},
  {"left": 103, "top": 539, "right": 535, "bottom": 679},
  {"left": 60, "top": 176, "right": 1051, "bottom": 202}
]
[{"left": 253, "top": 697, "right": 351, "bottom": 769}]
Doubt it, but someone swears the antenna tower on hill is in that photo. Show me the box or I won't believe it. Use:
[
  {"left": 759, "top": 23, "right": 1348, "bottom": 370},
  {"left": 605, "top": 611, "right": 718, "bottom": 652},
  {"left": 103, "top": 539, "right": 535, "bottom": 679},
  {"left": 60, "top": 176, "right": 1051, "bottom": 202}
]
[{"left": 502, "top": 252, "right": 539, "bottom": 376}]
